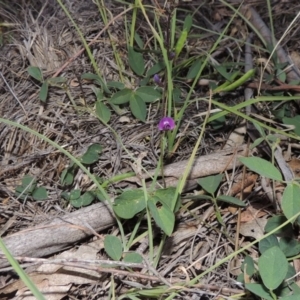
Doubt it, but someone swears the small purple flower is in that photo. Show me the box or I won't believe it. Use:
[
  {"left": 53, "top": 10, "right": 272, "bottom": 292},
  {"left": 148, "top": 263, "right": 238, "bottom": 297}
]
[
  {"left": 168, "top": 52, "right": 175, "bottom": 60},
  {"left": 158, "top": 117, "right": 175, "bottom": 131},
  {"left": 153, "top": 74, "right": 162, "bottom": 85}
]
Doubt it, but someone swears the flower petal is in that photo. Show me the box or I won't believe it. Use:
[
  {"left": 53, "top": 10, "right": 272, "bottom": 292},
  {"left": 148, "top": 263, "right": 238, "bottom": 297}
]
[{"left": 158, "top": 117, "right": 175, "bottom": 131}]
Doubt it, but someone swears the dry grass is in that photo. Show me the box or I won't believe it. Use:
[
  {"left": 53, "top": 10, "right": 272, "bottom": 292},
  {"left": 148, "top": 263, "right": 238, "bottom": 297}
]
[{"left": 1, "top": 0, "right": 300, "bottom": 299}]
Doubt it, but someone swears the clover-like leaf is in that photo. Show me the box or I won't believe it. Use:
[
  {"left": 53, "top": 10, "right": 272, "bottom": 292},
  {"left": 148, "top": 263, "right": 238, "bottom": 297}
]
[
  {"left": 135, "top": 87, "right": 161, "bottom": 103},
  {"left": 110, "top": 88, "right": 132, "bottom": 105},
  {"left": 130, "top": 93, "right": 147, "bottom": 122},
  {"left": 113, "top": 189, "right": 146, "bottom": 219}
]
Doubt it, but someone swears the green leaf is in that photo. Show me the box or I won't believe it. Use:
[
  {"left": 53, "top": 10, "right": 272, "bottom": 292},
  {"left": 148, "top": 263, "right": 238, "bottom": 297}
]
[
  {"left": 70, "top": 189, "right": 81, "bottom": 200},
  {"left": 183, "top": 14, "right": 193, "bottom": 31},
  {"left": 113, "top": 189, "right": 146, "bottom": 219},
  {"left": 81, "top": 72, "right": 109, "bottom": 93},
  {"left": 259, "top": 234, "right": 279, "bottom": 254},
  {"left": 253, "top": 122, "right": 266, "bottom": 137},
  {"left": 284, "top": 264, "right": 296, "bottom": 284},
  {"left": 125, "top": 296, "right": 141, "bottom": 300},
  {"left": 147, "top": 197, "right": 175, "bottom": 236},
  {"left": 60, "top": 163, "right": 77, "bottom": 186},
  {"left": 186, "top": 59, "right": 202, "bottom": 79},
  {"left": 134, "top": 32, "right": 144, "bottom": 49},
  {"left": 266, "top": 134, "right": 278, "bottom": 143},
  {"left": 292, "top": 282, "right": 300, "bottom": 295},
  {"left": 280, "top": 295, "right": 300, "bottom": 300},
  {"left": 22, "top": 175, "right": 37, "bottom": 189},
  {"left": 139, "top": 76, "right": 150, "bottom": 87},
  {"left": 239, "top": 157, "right": 283, "bottom": 181},
  {"left": 283, "top": 116, "right": 300, "bottom": 136},
  {"left": 258, "top": 246, "right": 288, "bottom": 290},
  {"left": 173, "top": 87, "right": 181, "bottom": 103},
  {"left": 216, "top": 195, "right": 246, "bottom": 207},
  {"left": 128, "top": 46, "right": 145, "bottom": 76},
  {"left": 91, "top": 86, "right": 105, "bottom": 101},
  {"left": 250, "top": 137, "right": 265, "bottom": 149},
  {"left": 123, "top": 252, "right": 143, "bottom": 264},
  {"left": 279, "top": 237, "right": 300, "bottom": 257},
  {"left": 96, "top": 101, "right": 111, "bottom": 123},
  {"left": 39, "top": 81, "right": 48, "bottom": 102},
  {"left": 282, "top": 183, "right": 300, "bottom": 222},
  {"left": 154, "top": 187, "right": 178, "bottom": 211},
  {"left": 175, "top": 15, "right": 192, "bottom": 58},
  {"left": 197, "top": 174, "right": 223, "bottom": 195},
  {"left": 245, "top": 283, "right": 273, "bottom": 300},
  {"left": 242, "top": 255, "right": 255, "bottom": 277},
  {"left": 16, "top": 175, "right": 37, "bottom": 194},
  {"left": 32, "top": 187, "right": 48, "bottom": 201},
  {"left": 146, "top": 61, "right": 165, "bottom": 77},
  {"left": 130, "top": 94, "right": 147, "bottom": 122},
  {"left": 209, "top": 114, "right": 226, "bottom": 130},
  {"left": 61, "top": 191, "right": 70, "bottom": 201},
  {"left": 264, "top": 215, "right": 293, "bottom": 236},
  {"left": 277, "top": 69, "right": 286, "bottom": 82},
  {"left": 104, "top": 235, "right": 123, "bottom": 261},
  {"left": 135, "top": 87, "right": 161, "bottom": 103},
  {"left": 47, "top": 77, "right": 67, "bottom": 85},
  {"left": 272, "top": 105, "right": 287, "bottom": 120},
  {"left": 95, "top": 189, "right": 106, "bottom": 202},
  {"left": 107, "top": 81, "right": 125, "bottom": 90},
  {"left": 81, "top": 72, "right": 99, "bottom": 81},
  {"left": 188, "top": 194, "right": 212, "bottom": 201},
  {"left": 110, "top": 88, "right": 132, "bottom": 105},
  {"left": 70, "top": 191, "right": 95, "bottom": 208},
  {"left": 214, "top": 65, "right": 232, "bottom": 81},
  {"left": 81, "top": 143, "right": 102, "bottom": 165},
  {"left": 27, "top": 66, "right": 43, "bottom": 82}
]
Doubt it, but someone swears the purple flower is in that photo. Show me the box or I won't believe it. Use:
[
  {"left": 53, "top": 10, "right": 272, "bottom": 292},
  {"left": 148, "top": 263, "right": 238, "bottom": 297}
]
[
  {"left": 168, "top": 52, "right": 175, "bottom": 60},
  {"left": 153, "top": 74, "right": 162, "bottom": 85},
  {"left": 158, "top": 117, "right": 175, "bottom": 131}
]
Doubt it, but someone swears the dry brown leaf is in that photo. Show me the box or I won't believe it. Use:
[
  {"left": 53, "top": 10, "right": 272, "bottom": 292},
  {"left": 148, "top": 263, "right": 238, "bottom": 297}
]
[
  {"left": 229, "top": 173, "right": 258, "bottom": 197},
  {"left": 239, "top": 217, "right": 268, "bottom": 239},
  {"left": 240, "top": 205, "right": 267, "bottom": 223},
  {"left": 1, "top": 239, "right": 104, "bottom": 300},
  {"left": 70, "top": 78, "right": 79, "bottom": 87},
  {"left": 287, "top": 158, "right": 300, "bottom": 177}
]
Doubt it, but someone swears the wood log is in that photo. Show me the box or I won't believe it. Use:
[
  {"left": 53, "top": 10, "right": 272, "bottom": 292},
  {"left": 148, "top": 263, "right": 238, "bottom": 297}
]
[
  {"left": 0, "top": 145, "right": 247, "bottom": 269},
  {"left": 0, "top": 202, "right": 115, "bottom": 268}
]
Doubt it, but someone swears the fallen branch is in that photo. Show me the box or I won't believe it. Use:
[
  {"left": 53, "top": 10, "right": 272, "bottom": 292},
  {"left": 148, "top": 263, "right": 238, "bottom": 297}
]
[
  {"left": 126, "top": 145, "right": 247, "bottom": 189},
  {"left": 0, "top": 146, "right": 247, "bottom": 269},
  {"left": 0, "top": 202, "right": 115, "bottom": 269}
]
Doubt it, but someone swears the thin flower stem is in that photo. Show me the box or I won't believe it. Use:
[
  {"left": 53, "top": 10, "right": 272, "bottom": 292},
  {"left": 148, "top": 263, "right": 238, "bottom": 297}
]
[{"left": 142, "top": 180, "right": 154, "bottom": 262}]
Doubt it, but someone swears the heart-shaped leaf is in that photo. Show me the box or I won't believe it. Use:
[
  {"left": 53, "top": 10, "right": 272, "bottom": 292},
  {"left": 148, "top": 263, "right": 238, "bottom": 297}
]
[{"left": 104, "top": 235, "right": 123, "bottom": 261}]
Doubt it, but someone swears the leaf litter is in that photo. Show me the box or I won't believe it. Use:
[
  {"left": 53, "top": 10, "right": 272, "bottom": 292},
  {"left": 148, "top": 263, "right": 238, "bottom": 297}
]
[{"left": 1, "top": 0, "right": 300, "bottom": 299}]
